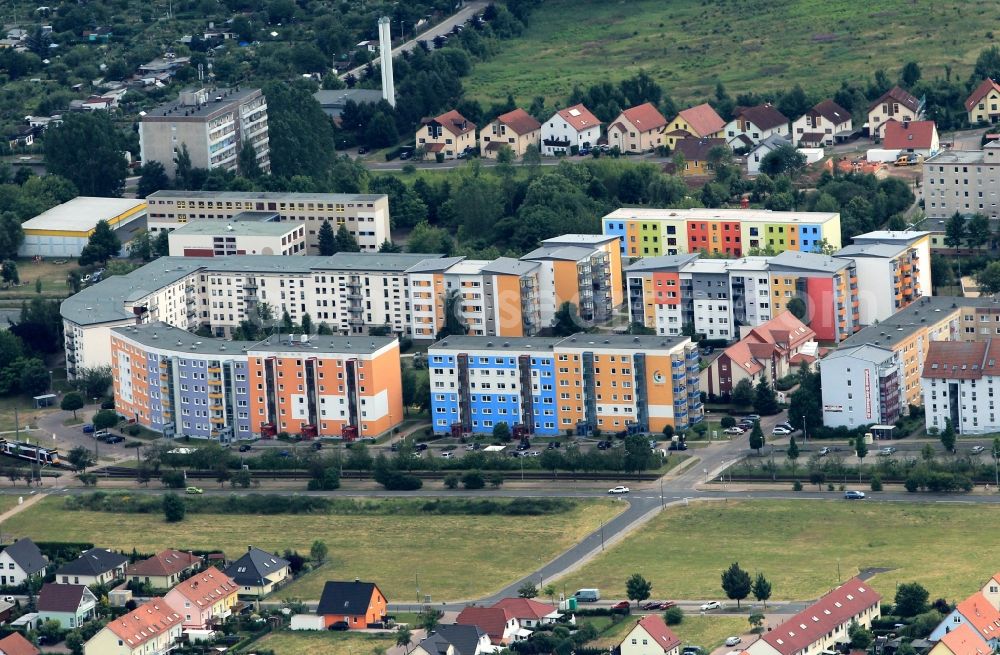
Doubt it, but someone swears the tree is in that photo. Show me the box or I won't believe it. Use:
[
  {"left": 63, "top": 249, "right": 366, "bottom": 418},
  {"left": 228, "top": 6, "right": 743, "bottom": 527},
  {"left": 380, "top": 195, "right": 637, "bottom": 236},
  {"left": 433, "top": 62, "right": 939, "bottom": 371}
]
[
  {"left": 396, "top": 626, "right": 413, "bottom": 654},
  {"left": 335, "top": 224, "right": 360, "bottom": 253},
  {"left": 493, "top": 422, "right": 512, "bottom": 442},
  {"left": 731, "top": 378, "right": 754, "bottom": 407},
  {"left": 61, "top": 392, "right": 84, "bottom": 419},
  {"left": 73, "top": 366, "right": 113, "bottom": 398},
  {"left": 552, "top": 301, "right": 582, "bottom": 336},
  {"left": 0, "top": 260, "right": 18, "bottom": 288},
  {"left": 940, "top": 417, "right": 956, "bottom": 452},
  {"left": 721, "top": 416, "right": 736, "bottom": 429},
  {"left": 977, "top": 262, "right": 1000, "bottom": 295},
  {"left": 418, "top": 608, "right": 442, "bottom": 632},
  {"left": 992, "top": 437, "right": 1000, "bottom": 487},
  {"left": 44, "top": 112, "right": 126, "bottom": 196},
  {"left": 626, "top": 573, "right": 652, "bottom": 607},
  {"left": 749, "top": 612, "right": 765, "bottom": 632},
  {"left": 318, "top": 220, "right": 336, "bottom": 256},
  {"left": 518, "top": 581, "right": 539, "bottom": 598},
  {"left": 944, "top": 212, "right": 966, "bottom": 249},
  {"left": 18, "top": 358, "right": 49, "bottom": 396},
  {"left": 310, "top": 539, "right": 329, "bottom": 564},
  {"left": 92, "top": 409, "right": 118, "bottom": 431},
  {"left": 128, "top": 231, "right": 153, "bottom": 262},
  {"left": 760, "top": 144, "right": 807, "bottom": 177},
  {"left": 749, "top": 422, "right": 764, "bottom": 455},
  {"left": 238, "top": 140, "right": 263, "bottom": 179},
  {"left": 752, "top": 572, "right": 772, "bottom": 608},
  {"left": 263, "top": 81, "right": 338, "bottom": 179},
  {"left": 786, "top": 297, "right": 807, "bottom": 321},
  {"left": 848, "top": 620, "right": 873, "bottom": 650},
  {"left": 0, "top": 214, "right": 24, "bottom": 261},
  {"left": 900, "top": 61, "right": 922, "bottom": 87},
  {"left": 462, "top": 470, "right": 485, "bottom": 489},
  {"left": 967, "top": 213, "right": 991, "bottom": 250},
  {"left": 624, "top": 434, "right": 652, "bottom": 476},
  {"left": 154, "top": 230, "right": 170, "bottom": 258},
  {"left": 786, "top": 436, "right": 800, "bottom": 477},
  {"left": 753, "top": 379, "right": 779, "bottom": 416},
  {"left": 379, "top": 240, "right": 402, "bottom": 253},
  {"left": 79, "top": 221, "right": 121, "bottom": 266},
  {"left": 855, "top": 434, "right": 868, "bottom": 482},
  {"left": 137, "top": 162, "right": 169, "bottom": 198},
  {"left": 721, "top": 561, "right": 752, "bottom": 608},
  {"left": 162, "top": 493, "right": 185, "bottom": 522},
  {"left": 894, "top": 582, "right": 929, "bottom": 617},
  {"left": 231, "top": 469, "right": 252, "bottom": 488},
  {"left": 67, "top": 445, "right": 95, "bottom": 471}
]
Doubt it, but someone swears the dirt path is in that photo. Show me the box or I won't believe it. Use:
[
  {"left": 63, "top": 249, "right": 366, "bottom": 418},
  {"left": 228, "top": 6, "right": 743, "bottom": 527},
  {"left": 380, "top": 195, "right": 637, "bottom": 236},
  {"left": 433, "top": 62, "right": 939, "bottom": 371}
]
[{"left": 0, "top": 492, "right": 46, "bottom": 522}]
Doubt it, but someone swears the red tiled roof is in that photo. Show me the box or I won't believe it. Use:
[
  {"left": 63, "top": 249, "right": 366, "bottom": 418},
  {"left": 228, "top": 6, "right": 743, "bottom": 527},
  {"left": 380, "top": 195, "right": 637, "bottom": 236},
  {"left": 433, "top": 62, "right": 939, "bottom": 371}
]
[
  {"left": 492, "top": 597, "right": 557, "bottom": 621},
  {"left": 759, "top": 577, "right": 881, "bottom": 655},
  {"left": 455, "top": 606, "right": 513, "bottom": 644},
  {"left": 106, "top": 598, "right": 182, "bottom": 647},
  {"left": 423, "top": 110, "right": 476, "bottom": 136},
  {"left": 938, "top": 623, "right": 990, "bottom": 655},
  {"left": 954, "top": 592, "right": 1000, "bottom": 641},
  {"left": 734, "top": 103, "right": 788, "bottom": 131},
  {"left": 966, "top": 79, "right": 1000, "bottom": 111},
  {"left": 922, "top": 340, "right": 1000, "bottom": 380},
  {"left": 495, "top": 108, "right": 540, "bottom": 135},
  {"left": 675, "top": 137, "right": 727, "bottom": 162},
  {"left": 868, "top": 86, "right": 921, "bottom": 113},
  {"left": 126, "top": 550, "right": 201, "bottom": 578},
  {"left": 882, "top": 119, "right": 937, "bottom": 149},
  {"left": 811, "top": 99, "right": 852, "bottom": 125},
  {"left": 748, "top": 311, "right": 815, "bottom": 351},
  {"left": 676, "top": 103, "right": 725, "bottom": 137},
  {"left": 620, "top": 102, "right": 667, "bottom": 131},
  {"left": 556, "top": 104, "right": 600, "bottom": 131},
  {"left": 169, "top": 567, "right": 237, "bottom": 607},
  {"left": 0, "top": 633, "right": 39, "bottom": 655},
  {"left": 627, "top": 615, "right": 681, "bottom": 653}
]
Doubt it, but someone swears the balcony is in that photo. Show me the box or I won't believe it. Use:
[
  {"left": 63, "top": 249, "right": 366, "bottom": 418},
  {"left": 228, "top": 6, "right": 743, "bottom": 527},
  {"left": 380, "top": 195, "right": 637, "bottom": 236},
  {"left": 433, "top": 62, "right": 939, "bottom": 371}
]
[
  {"left": 210, "top": 416, "right": 226, "bottom": 424},
  {"left": 208, "top": 366, "right": 221, "bottom": 374},
  {"left": 160, "top": 373, "right": 169, "bottom": 381},
  {"left": 208, "top": 377, "right": 223, "bottom": 386},
  {"left": 209, "top": 391, "right": 224, "bottom": 400}
]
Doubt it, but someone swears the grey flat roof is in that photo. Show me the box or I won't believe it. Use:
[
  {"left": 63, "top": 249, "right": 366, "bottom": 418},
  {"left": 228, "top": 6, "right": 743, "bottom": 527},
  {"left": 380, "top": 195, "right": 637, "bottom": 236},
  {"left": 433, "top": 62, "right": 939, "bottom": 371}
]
[
  {"left": 542, "top": 234, "right": 618, "bottom": 245},
  {"left": 144, "top": 87, "right": 262, "bottom": 118},
  {"left": 480, "top": 257, "right": 541, "bottom": 276},
  {"left": 836, "top": 243, "right": 907, "bottom": 258},
  {"left": 113, "top": 322, "right": 395, "bottom": 355},
  {"left": 405, "top": 256, "right": 466, "bottom": 274},
  {"left": 147, "top": 190, "right": 387, "bottom": 203},
  {"left": 837, "top": 296, "right": 985, "bottom": 350},
  {"left": 169, "top": 219, "right": 294, "bottom": 237},
  {"left": 431, "top": 335, "right": 562, "bottom": 352},
  {"left": 768, "top": 250, "right": 851, "bottom": 273},
  {"left": 851, "top": 230, "right": 929, "bottom": 244},
  {"left": 522, "top": 245, "right": 597, "bottom": 261},
  {"left": 431, "top": 333, "right": 690, "bottom": 352},
  {"left": 22, "top": 197, "right": 146, "bottom": 231},
  {"left": 623, "top": 254, "right": 699, "bottom": 272},
  {"left": 822, "top": 343, "right": 896, "bottom": 363},
  {"left": 924, "top": 150, "right": 986, "bottom": 165}
]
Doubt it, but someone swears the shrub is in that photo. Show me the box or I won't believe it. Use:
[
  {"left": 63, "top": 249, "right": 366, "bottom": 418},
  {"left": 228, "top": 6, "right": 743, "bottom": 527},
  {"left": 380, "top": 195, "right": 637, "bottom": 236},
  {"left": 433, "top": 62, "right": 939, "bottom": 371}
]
[
  {"left": 162, "top": 493, "right": 185, "bottom": 522},
  {"left": 376, "top": 471, "right": 422, "bottom": 490},
  {"left": 444, "top": 473, "right": 459, "bottom": 489},
  {"left": 664, "top": 606, "right": 684, "bottom": 625},
  {"left": 870, "top": 475, "right": 883, "bottom": 492},
  {"left": 160, "top": 470, "right": 185, "bottom": 488},
  {"left": 792, "top": 480, "right": 803, "bottom": 491},
  {"left": 462, "top": 470, "right": 485, "bottom": 490}
]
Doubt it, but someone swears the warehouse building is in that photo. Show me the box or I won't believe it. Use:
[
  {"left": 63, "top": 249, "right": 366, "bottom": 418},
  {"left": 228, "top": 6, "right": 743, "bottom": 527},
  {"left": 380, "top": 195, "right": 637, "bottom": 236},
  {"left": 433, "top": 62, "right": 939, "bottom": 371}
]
[{"left": 18, "top": 197, "right": 147, "bottom": 258}]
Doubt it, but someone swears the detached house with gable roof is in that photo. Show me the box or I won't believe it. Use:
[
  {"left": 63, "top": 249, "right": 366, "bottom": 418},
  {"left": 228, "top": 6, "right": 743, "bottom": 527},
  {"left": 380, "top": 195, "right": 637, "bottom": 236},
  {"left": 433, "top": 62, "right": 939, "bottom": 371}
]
[
  {"left": 882, "top": 119, "right": 940, "bottom": 158},
  {"left": 83, "top": 598, "right": 183, "bottom": 655},
  {"left": 410, "top": 624, "right": 492, "bottom": 655},
  {"left": 0, "top": 538, "right": 46, "bottom": 586},
  {"left": 541, "top": 104, "right": 601, "bottom": 156},
  {"left": 607, "top": 102, "right": 668, "bottom": 153},
  {"left": 664, "top": 103, "right": 725, "bottom": 149},
  {"left": 317, "top": 580, "right": 388, "bottom": 629},
  {"left": 929, "top": 623, "right": 991, "bottom": 655},
  {"left": 126, "top": 549, "right": 202, "bottom": 589},
  {"left": 0, "top": 633, "right": 39, "bottom": 655},
  {"left": 56, "top": 548, "right": 127, "bottom": 587},
  {"left": 164, "top": 566, "right": 238, "bottom": 631},
  {"left": 673, "top": 137, "right": 727, "bottom": 176},
  {"left": 868, "top": 86, "right": 924, "bottom": 139},
  {"left": 416, "top": 110, "right": 477, "bottom": 160},
  {"left": 792, "top": 100, "right": 853, "bottom": 146},
  {"left": 491, "top": 598, "right": 561, "bottom": 628},
  {"left": 929, "top": 591, "right": 1000, "bottom": 649},
  {"left": 223, "top": 546, "right": 290, "bottom": 598},
  {"left": 744, "top": 577, "right": 881, "bottom": 655},
  {"left": 724, "top": 104, "right": 789, "bottom": 149},
  {"left": 480, "top": 108, "right": 541, "bottom": 159},
  {"left": 455, "top": 606, "right": 525, "bottom": 645},
  {"left": 37, "top": 583, "right": 98, "bottom": 629},
  {"left": 966, "top": 79, "right": 1000, "bottom": 125},
  {"left": 620, "top": 615, "right": 681, "bottom": 655}
]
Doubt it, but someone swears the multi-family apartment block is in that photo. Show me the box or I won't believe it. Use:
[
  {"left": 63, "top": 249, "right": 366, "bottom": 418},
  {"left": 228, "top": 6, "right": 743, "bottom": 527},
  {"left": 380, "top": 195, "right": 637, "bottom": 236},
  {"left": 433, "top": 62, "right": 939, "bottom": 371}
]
[
  {"left": 625, "top": 250, "right": 861, "bottom": 343},
  {"left": 922, "top": 339, "right": 1000, "bottom": 435},
  {"left": 167, "top": 216, "right": 306, "bottom": 257},
  {"left": 602, "top": 207, "right": 842, "bottom": 259},
  {"left": 145, "top": 190, "right": 391, "bottom": 253},
  {"left": 835, "top": 231, "right": 931, "bottom": 324},
  {"left": 923, "top": 142, "right": 1000, "bottom": 219},
  {"left": 139, "top": 87, "right": 269, "bottom": 178},
  {"left": 428, "top": 334, "right": 702, "bottom": 436},
  {"left": 111, "top": 322, "right": 402, "bottom": 440}
]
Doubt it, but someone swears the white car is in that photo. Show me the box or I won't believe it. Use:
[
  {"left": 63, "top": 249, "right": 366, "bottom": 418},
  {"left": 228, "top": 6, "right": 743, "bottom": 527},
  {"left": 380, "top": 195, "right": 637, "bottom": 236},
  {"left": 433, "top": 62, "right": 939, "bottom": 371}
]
[
  {"left": 608, "top": 486, "right": 630, "bottom": 494},
  {"left": 441, "top": 452, "right": 453, "bottom": 459},
  {"left": 725, "top": 637, "right": 742, "bottom": 647},
  {"left": 700, "top": 601, "right": 721, "bottom": 611},
  {"left": 723, "top": 427, "right": 744, "bottom": 435},
  {"left": 771, "top": 427, "right": 791, "bottom": 435}
]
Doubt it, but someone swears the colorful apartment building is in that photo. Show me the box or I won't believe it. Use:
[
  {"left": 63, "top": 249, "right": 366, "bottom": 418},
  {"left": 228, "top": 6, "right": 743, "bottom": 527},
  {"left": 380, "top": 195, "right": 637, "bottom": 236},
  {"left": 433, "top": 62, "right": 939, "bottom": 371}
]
[
  {"left": 835, "top": 230, "right": 931, "bottom": 324},
  {"left": 602, "top": 208, "right": 841, "bottom": 259},
  {"left": 110, "top": 322, "right": 402, "bottom": 440},
  {"left": 768, "top": 251, "right": 860, "bottom": 343},
  {"left": 428, "top": 334, "right": 702, "bottom": 436}
]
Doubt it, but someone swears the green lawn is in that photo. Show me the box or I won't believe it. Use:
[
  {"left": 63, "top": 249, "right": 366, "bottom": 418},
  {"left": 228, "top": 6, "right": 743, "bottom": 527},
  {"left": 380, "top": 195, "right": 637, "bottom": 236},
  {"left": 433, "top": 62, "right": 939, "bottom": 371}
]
[
  {"left": 250, "top": 630, "right": 394, "bottom": 655},
  {"left": 583, "top": 613, "right": 747, "bottom": 651},
  {"left": 559, "top": 500, "right": 1000, "bottom": 603},
  {"left": 0, "top": 258, "right": 79, "bottom": 298},
  {"left": 466, "top": 0, "right": 993, "bottom": 106},
  {"left": 4, "top": 497, "right": 623, "bottom": 601}
]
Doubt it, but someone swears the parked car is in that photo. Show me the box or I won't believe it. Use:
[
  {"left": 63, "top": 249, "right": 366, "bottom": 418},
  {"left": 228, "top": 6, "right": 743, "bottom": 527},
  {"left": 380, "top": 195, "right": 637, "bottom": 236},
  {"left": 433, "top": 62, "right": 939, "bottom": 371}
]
[
  {"left": 357, "top": 147, "right": 368, "bottom": 155},
  {"left": 416, "top": 443, "right": 428, "bottom": 451},
  {"left": 106, "top": 435, "right": 125, "bottom": 444},
  {"left": 185, "top": 486, "right": 203, "bottom": 495},
  {"left": 682, "top": 648, "right": 700, "bottom": 655},
  {"left": 771, "top": 427, "right": 791, "bottom": 436},
  {"left": 723, "top": 427, "right": 744, "bottom": 435},
  {"left": 597, "top": 441, "right": 612, "bottom": 450},
  {"left": 844, "top": 490, "right": 866, "bottom": 500},
  {"left": 641, "top": 601, "right": 665, "bottom": 610},
  {"left": 725, "top": 637, "right": 742, "bottom": 647},
  {"left": 94, "top": 430, "right": 109, "bottom": 439},
  {"left": 742, "top": 414, "right": 760, "bottom": 422},
  {"left": 668, "top": 441, "right": 688, "bottom": 451},
  {"left": 776, "top": 422, "right": 795, "bottom": 431},
  {"left": 611, "top": 600, "right": 631, "bottom": 610},
  {"left": 238, "top": 444, "right": 252, "bottom": 452},
  {"left": 700, "top": 601, "right": 721, "bottom": 611},
  {"left": 608, "top": 486, "right": 630, "bottom": 494},
  {"left": 547, "top": 441, "right": 561, "bottom": 449},
  {"left": 818, "top": 447, "right": 830, "bottom": 456},
  {"left": 527, "top": 450, "right": 541, "bottom": 457},
  {"left": 660, "top": 600, "right": 677, "bottom": 609},
  {"left": 516, "top": 441, "right": 530, "bottom": 451},
  {"left": 971, "top": 445, "right": 986, "bottom": 454},
  {"left": 879, "top": 446, "right": 896, "bottom": 455},
  {"left": 441, "top": 452, "right": 453, "bottom": 459},
  {"left": 329, "top": 621, "right": 350, "bottom": 631},
  {"left": 82, "top": 424, "right": 95, "bottom": 434}
]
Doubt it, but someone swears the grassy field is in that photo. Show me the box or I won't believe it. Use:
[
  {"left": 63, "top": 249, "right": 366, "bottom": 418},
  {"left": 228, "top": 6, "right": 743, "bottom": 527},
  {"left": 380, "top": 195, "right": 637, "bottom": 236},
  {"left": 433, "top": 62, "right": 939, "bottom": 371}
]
[
  {"left": 249, "top": 630, "right": 394, "bottom": 655},
  {"left": 4, "top": 497, "right": 623, "bottom": 601},
  {"left": 673, "top": 616, "right": 750, "bottom": 651},
  {"left": 0, "top": 396, "right": 59, "bottom": 434},
  {"left": 0, "top": 258, "right": 78, "bottom": 298},
  {"left": 559, "top": 500, "right": 1000, "bottom": 603},
  {"left": 466, "top": 0, "right": 995, "bottom": 106}
]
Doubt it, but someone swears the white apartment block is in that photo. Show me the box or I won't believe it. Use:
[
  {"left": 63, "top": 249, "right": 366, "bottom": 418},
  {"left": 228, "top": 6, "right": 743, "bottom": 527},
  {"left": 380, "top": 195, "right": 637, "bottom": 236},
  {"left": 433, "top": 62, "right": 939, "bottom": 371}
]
[
  {"left": 145, "top": 190, "right": 391, "bottom": 253},
  {"left": 922, "top": 339, "right": 1000, "bottom": 435},
  {"left": 923, "top": 142, "right": 1000, "bottom": 219},
  {"left": 167, "top": 217, "right": 306, "bottom": 257}
]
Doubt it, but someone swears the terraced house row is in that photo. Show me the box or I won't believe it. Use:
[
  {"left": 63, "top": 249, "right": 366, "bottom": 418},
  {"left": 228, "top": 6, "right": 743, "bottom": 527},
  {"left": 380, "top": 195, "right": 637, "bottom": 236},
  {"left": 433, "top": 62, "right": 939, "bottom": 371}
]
[
  {"left": 428, "top": 335, "right": 702, "bottom": 437},
  {"left": 111, "top": 322, "right": 402, "bottom": 440}
]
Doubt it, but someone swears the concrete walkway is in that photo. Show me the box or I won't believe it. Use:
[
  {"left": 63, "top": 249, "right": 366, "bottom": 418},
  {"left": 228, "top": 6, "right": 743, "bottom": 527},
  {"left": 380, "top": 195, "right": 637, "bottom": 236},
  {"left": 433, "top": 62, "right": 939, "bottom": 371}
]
[{"left": 0, "top": 491, "right": 46, "bottom": 522}]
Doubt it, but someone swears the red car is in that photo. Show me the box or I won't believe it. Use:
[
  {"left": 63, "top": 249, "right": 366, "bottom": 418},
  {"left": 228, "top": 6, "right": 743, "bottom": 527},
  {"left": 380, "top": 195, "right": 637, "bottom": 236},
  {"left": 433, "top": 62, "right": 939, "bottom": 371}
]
[
  {"left": 611, "top": 601, "right": 631, "bottom": 610},
  {"left": 660, "top": 600, "right": 677, "bottom": 609}
]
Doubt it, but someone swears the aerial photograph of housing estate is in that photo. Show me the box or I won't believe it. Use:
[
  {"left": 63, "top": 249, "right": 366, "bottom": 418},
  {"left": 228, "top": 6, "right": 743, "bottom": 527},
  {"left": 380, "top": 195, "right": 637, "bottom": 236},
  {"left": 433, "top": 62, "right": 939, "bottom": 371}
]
[{"left": 5, "top": 0, "right": 1000, "bottom": 653}]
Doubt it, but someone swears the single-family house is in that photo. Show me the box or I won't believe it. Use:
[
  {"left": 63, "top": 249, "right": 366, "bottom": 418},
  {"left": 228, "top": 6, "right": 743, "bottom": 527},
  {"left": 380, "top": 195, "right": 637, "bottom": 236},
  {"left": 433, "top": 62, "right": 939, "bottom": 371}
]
[
  {"left": 356, "top": 40, "right": 378, "bottom": 53},
  {"left": 705, "top": 311, "right": 817, "bottom": 399},
  {"left": 83, "top": 598, "right": 183, "bottom": 655},
  {"left": 6, "top": 126, "right": 34, "bottom": 149},
  {"left": 480, "top": 108, "right": 541, "bottom": 159},
  {"left": 37, "top": 583, "right": 98, "bottom": 629},
  {"left": 83, "top": 27, "right": 112, "bottom": 42},
  {"left": 929, "top": 592, "right": 1000, "bottom": 649},
  {"left": 55, "top": 548, "right": 127, "bottom": 587},
  {"left": 966, "top": 79, "right": 1000, "bottom": 125},
  {"left": 673, "top": 137, "right": 727, "bottom": 176},
  {"left": 541, "top": 104, "right": 601, "bottom": 156},
  {"left": 416, "top": 110, "right": 476, "bottom": 160},
  {"left": 163, "top": 567, "right": 238, "bottom": 630},
  {"left": 0, "top": 538, "right": 47, "bottom": 586},
  {"left": 979, "top": 572, "right": 1000, "bottom": 611},
  {"left": 868, "top": 86, "right": 924, "bottom": 138},
  {"left": 746, "top": 134, "right": 794, "bottom": 175},
  {"left": 793, "top": 99, "right": 854, "bottom": 146},
  {"left": 929, "top": 623, "right": 991, "bottom": 655},
  {"left": 607, "top": 102, "right": 668, "bottom": 153},
  {"left": 724, "top": 104, "right": 789, "bottom": 149},
  {"left": 455, "top": 606, "right": 525, "bottom": 645},
  {"left": 490, "top": 598, "right": 561, "bottom": 628},
  {"left": 619, "top": 615, "right": 682, "bottom": 655},
  {"left": 744, "top": 577, "right": 881, "bottom": 655},
  {"left": 0, "top": 632, "right": 39, "bottom": 655},
  {"left": 664, "top": 103, "right": 725, "bottom": 149},
  {"left": 882, "top": 119, "right": 939, "bottom": 158},
  {"left": 316, "top": 580, "right": 388, "bottom": 629},
  {"left": 410, "top": 625, "right": 492, "bottom": 655},
  {"left": 125, "top": 549, "right": 202, "bottom": 589},
  {"left": 223, "top": 547, "right": 291, "bottom": 598}
]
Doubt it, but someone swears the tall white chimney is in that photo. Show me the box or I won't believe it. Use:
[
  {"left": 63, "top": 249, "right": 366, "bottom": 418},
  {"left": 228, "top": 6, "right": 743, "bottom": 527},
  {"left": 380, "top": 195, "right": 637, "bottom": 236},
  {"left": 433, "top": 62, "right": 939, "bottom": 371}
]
[{"left": 378, "top": 16, "right": 395, "bottom": 107}]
